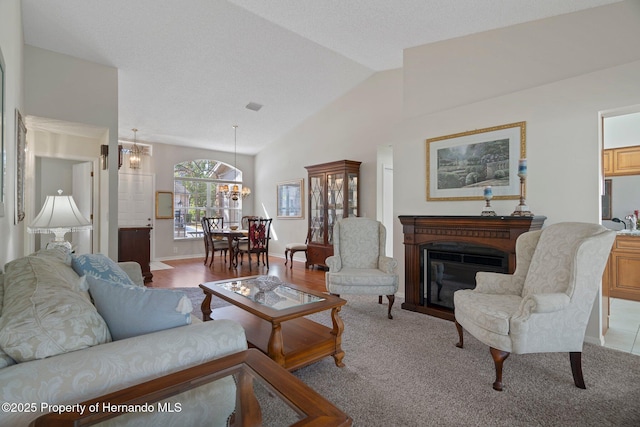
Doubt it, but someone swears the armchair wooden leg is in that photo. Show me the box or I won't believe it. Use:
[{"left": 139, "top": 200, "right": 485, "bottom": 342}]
[
  {"left": 284, "top": 249, "right": 289, "bottom": 267},
  {"left": 489, "top": 347, "right": 510, "bottom": 391},
  {"left": 570, "top": 352, "right": 586, "bottom": 389},
  {"left": 454, "top": 319, "right": 464, "bottom": 348},
  {"left": 386, "top": 295, "right": 395, "bottom": 319}
]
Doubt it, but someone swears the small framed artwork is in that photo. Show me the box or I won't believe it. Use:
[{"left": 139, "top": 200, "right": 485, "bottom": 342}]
[
  {"left": 426, "top": 121, "right": 526, "bottom": 201},
  {"left": 155, "top": 191, "right": 174, "bottom": 219},
  {"left": 15, "top": 109, "right": 26, "bottom": 223},
  {"left": 602, "top": 179, "right": 612, "bottom": 220},
  {"left": 0, "top": 48, "right": 4, "bottom": 218},
  {"left": 277, "top": 179, "right": 304, "bottom": 219}
]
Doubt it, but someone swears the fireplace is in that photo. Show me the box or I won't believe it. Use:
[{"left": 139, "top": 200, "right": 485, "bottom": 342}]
[
  {"left": 399, "top": 215, "right": 546, "bottom": 321},
  {"left": 423, "top": 242, "right": 508, "bottom": 310}
]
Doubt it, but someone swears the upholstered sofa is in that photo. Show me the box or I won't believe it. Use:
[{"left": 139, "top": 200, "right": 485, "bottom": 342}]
[{"left": 0, "top": 249, "right": 247, "bottom": 426}]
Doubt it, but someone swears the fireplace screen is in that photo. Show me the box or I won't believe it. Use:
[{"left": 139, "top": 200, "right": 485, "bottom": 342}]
[{"left": 423, "top": 243, "right": 508, "bottom": 310}]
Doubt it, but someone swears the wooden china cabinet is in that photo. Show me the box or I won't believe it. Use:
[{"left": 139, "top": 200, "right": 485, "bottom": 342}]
[{"left": 305, "top": 160, "right": 361, "bottom": 269}]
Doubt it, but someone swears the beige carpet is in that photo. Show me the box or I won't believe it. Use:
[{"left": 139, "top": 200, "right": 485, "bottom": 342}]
[{"left": 177, "top": 287, "right": 640, "bottom": 426}]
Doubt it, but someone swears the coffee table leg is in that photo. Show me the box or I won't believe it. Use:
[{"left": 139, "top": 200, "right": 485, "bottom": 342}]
[
  {"left": 331, "top": 306, "right": 345, "bottom": 367},
  {"left": 231, "top": 369, "right": 262, "bottom": 427},
  {"left": 267, "top": 322, "right": 286, "bottom": 367},
  {"left": 201, "top": 292, "right": 212, "bottom": 321}
]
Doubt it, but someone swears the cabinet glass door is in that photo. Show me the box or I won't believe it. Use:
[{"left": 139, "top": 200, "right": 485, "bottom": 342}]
[
  {"left": 327, "top": 173, "right": 344, "bottom": 245},
  {"left": 348, "top": 173, "right": 358, "bottom": 217},
  {"left": 309, "top": 175, "right": 324, "bottom": 244}
]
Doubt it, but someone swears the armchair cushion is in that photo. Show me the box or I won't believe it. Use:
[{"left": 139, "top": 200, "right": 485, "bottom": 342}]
[
  {"left": 337, "top": 219, "right": 381, "bottom": 269},
  {"left": 454, "top": 291, "right": 522, "bottom": 336},
  {"left": 326, "top": 267, "right": 398, "bottom": 295}
]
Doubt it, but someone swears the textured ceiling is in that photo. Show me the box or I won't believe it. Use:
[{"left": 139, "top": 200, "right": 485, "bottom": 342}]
[{"left": 21, "top": 0, "right": 621, "bottom": 154}]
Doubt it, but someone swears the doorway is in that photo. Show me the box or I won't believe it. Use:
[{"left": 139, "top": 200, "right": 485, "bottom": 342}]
[
  {"left": 377, "top": 145, "right": 394, "bottom": 257},
  {"left": 34, "top": 157, "right": 94, "bottom": 253},
  {"left": 601, "top": 108, "right": 640, "bottom": 355}
]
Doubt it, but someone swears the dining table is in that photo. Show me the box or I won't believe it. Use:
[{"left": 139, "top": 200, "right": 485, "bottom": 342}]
[{"left": 210, "top": 228, "right": 249, "bottom": 269}]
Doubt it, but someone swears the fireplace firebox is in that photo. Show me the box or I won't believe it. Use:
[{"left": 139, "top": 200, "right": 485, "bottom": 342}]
[{"left": 423, "top": 242, "right": 508, "bottom": 310}]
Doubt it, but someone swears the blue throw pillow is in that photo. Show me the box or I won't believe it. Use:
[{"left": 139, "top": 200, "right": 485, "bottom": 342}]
[
  {"left": 87, "top": 276, "right": 192, "bottom": 340},
  {"left": 72, "top": 254, "right": 135, "bottom": 287}
]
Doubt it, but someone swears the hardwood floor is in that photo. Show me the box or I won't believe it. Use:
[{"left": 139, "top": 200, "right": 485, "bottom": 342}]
[{"left": 148, "top": 254, "right": 328, "bottom": 293}]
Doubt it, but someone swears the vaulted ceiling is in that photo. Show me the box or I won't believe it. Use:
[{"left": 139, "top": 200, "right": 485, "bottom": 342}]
[{"left": 21, "top": 0, "right": 621, "bottom": 154}]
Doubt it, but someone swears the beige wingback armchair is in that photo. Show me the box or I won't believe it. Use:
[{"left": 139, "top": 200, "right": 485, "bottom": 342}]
[
  {"left": 453, "top": 222, "right": 616, "bottom": 391},
  {"left": 325, "top": 217, "right": 399, "bottom": 319}
]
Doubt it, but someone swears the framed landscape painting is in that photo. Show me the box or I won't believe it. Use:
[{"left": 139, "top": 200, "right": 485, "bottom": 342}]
[{"left": 426, "top": 121, "right": 526, "bottom": 201}]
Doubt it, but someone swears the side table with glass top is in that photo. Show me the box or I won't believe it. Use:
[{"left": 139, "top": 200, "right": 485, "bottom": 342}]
[{"left": 200, "top": 276, "right": 346, "bottom": 371}]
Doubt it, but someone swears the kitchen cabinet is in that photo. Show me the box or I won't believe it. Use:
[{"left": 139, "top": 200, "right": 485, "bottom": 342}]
[
  {"left": 604, "top": 145, "right": 640, "bottom": 176},
  {"left": 608, "top": 234, "right": 640, "bottom": 302}
]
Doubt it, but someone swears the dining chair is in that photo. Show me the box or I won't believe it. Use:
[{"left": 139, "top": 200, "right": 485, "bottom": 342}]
[
  {"left": 284, "top": 229, "right": 311, "bottom": 269},
  {"left": 202, "top": 216, "right": 228, "bottom": 266},
  {"left": 235, "top": 218, "right": 273, "bottom": 270}
]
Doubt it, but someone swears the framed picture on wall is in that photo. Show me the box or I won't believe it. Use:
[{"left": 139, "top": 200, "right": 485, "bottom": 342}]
[
  {"left": 156, "top": 191, "right": 174, "bottom": 219},
  {"left": 426, "top": 121, "right": 526, "bottom": 201},
  {"left": 277, "top": 179, "right": 304, "bottom": 219},
  {"left": 0, "top": 47, "right": 5, "bottom": 218},
  {"left": 15, "top": 109, "right": 26, "bottom": 223}
]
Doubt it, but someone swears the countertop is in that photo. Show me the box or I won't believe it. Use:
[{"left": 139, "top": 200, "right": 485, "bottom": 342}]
[{"left": 617, "top": 230, "right": 640, "bottom": 237}]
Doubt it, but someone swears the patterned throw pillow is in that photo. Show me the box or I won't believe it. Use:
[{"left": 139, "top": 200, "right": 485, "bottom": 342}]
[{"left": 71, "top": 254, "right": 136, "bottom": 287}]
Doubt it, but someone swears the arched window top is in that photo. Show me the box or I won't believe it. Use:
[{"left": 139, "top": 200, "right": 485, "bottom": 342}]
[{"left": 174, "top": 159, "right": 242, "bottom": 182}]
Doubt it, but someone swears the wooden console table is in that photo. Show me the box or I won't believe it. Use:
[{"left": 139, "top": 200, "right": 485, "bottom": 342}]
[{"left": 398, "top": 215, "right": 546, "bottom": 321}]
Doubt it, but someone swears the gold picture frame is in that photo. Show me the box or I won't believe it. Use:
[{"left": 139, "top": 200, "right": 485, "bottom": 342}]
[
  {"left": 0, "top": 47, "right": 5, "bottom": 218},
  {"left": 155, "top": 191, "right": 174, "bottom": 219},
  {"left": 277, "top": 179, "right": 304, "bottom": 219},
  {"left": 426, "top": 121, "right": 526, "bottom": 201},
  {"left": 15, "top": 109, "right": 26, "bottom": 223}
]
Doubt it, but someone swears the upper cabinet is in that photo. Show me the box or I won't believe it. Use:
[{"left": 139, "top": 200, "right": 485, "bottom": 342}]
[{"left": 604, "top": 145, "right": 640, "bottom": 176}]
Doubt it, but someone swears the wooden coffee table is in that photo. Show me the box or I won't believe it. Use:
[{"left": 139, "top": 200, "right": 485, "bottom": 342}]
[
  {"left": 200, "top": 276, "right": 346, "bottom": 371},
  {"left": 30, "top": 349, "right": 352, "bottom": 427}
]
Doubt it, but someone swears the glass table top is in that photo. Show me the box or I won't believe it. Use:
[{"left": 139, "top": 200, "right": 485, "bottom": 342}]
[{"left": 215, "top": 276, "right": 325, "bottom": 310}]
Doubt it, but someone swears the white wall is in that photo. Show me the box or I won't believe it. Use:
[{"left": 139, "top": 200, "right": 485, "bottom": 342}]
[
  {"left": 24, "top": 46, "right": 119, "bottom": 259},
  {"left": 255, "top": 69, "right": 403, "bottom": 260},
  {"left": 0, "top": 0, "right": 24, "bottom": 267}
]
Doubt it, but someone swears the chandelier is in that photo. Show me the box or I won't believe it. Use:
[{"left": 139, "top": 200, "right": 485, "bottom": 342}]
[
  {"left": 129, "top": 128, "right": 142, "bottom": 169},
  {"left": 220, "top": 125, "right": 251, "bottom": 201}
]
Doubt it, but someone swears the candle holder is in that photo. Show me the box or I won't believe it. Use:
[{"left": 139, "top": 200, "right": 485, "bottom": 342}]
[
  {"left": 481, "top": 186, "right": 496, "bottom": 216},
  {"left": 511, "top": 159, "right": 533, "bottom": 217}
]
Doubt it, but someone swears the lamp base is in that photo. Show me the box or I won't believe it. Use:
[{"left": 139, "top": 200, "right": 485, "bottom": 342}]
[
  {"left": 481, "top": 209, "right": 496, "bottom": 216},
  {"left": 511, "top": 204, "right": 533, "bottom": 217},
  {"left": 45, "top": 240, "right": 73, "bottom": 253}
]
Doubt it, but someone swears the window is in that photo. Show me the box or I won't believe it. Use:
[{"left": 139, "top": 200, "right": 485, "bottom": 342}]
[{"left": 173, "top": 159, "right": 244, "bottom": 239}]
